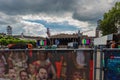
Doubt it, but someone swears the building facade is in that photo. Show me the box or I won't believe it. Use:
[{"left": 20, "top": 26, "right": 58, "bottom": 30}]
[{"left": 7, "top": 26, "right": 12, "bottom": 36}]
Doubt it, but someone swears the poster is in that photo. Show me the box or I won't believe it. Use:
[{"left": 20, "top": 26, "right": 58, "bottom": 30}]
[
  {"left": 104, "top": 51, "right": 120, "bottom": 80},
  {"left": 0, "top": 49, "right": 93, "bottom": 80}
]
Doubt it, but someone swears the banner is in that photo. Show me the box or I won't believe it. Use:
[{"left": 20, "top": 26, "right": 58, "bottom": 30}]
[
  {"left": 104, "top": 51, "right": 120, "bottom": 80},
  {"left": 0, "top": 49, "right": 93, "bottom": 80}
]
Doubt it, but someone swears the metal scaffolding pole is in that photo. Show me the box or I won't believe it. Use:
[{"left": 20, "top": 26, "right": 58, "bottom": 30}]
[{"left": 94, "top": 46, "right": 97, "bottom": 80}]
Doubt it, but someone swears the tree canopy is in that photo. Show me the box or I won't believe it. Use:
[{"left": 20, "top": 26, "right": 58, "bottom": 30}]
[
  {"left": 99, "top": 2, "right": 120, "bottom": 35},
  {"left": 0, "top": 35, "right": 36, "bottom": 47}
]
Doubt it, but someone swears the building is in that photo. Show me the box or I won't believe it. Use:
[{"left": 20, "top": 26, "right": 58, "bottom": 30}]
[
  {"left": 49, "top": 33, "right": 94, "bottom": 48},
  {"left": 12, "top": 31, "right": 96, "bottom": 48},
  {"left": 0, "top": 33, "right": 6, "bottom": 36},
  {"left": 35, "top": 33, "right": 95, "bottom": 48},
  {"left": 96, "top": 20, "right": 102, "bottom": 37},
  {"left": 7, "top": 26, "right": 12, "bottom": 36},
  {"left": 12, "top": 33, "right": 95, "bottom": 48}
]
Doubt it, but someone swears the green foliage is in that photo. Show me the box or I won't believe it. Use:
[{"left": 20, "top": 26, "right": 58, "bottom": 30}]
[
  {"left": 99, "top": 2, "right": 120, "bottom": 35},
  {"left": 0, "top": 35, "right": 36, "bottom": 47}
]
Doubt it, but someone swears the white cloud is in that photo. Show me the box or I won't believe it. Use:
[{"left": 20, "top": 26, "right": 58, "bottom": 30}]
[
  {"left": 21, "top": 13, "right": 94, "bottom": 36},
  {"left": 83, "top": 29, "right": 96, "bottom": 37},
  {"left": 0, "top": 0, "right": 119, "bottom": 37},
  {"left": 0, "top": 12, "right": 101, "bottom": 37},
  {"left": 22, "top": 13, "right": 89, "bottom": 28},
  {"left": 20, "top": 20, "right": 47, "bottom": 37},
  {"left": 0, "top": 12, "right": 19, "bottom": 25}
]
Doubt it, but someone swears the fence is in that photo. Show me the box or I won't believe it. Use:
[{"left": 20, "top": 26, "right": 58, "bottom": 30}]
[
  {"left": 1, "top": 48, "right": 119, "bottom": 80},
  {"left": 0, "top": 48, "right": 94, "bottom": 80},
  {"left": 94, "top": 47, "right": 120, "bottom": 80}
]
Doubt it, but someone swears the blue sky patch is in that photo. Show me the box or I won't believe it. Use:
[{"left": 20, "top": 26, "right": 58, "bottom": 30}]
[{"left": 25, "top": 19, "right": 81, "bottom": 31}]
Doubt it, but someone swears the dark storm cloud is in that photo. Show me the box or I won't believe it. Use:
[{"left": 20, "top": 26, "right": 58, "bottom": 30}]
[
  {"left": 0, "top": 12, "right": 19, "bottom": 25},
  {"left": 0, "top": 0, "right": 76, "bottom": 15},
  {"left": 73, "top": 11, "right": 103, "bottom": 23},
  {"left": 0, "top": 0, "right": 119, "bottom": 22},
  {"left": 73, "top": 0, "right": 119, "bottom": 23}
]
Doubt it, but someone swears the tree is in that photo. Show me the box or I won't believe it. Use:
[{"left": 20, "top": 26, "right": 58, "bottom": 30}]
[
  {"left": 99, "top": 2, "right": 120, "bottom": 35},
  {"left": 0, "top": 35, "right": 36, "bottom": 47}
]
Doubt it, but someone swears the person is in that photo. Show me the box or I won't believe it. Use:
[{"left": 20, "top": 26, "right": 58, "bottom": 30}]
[
  {"left": 19, "top": 70, "right": 29, "bottom": 80},
  {"left": 8, "top": 68, "right": 18, "bottom": 80},
  {"left": 0, "top": 53, "right": 5, "bottom": 78},
  {"left": 37, "top": 67, "right": 48, "bottom": 80},
  {"left": 76, "top": 51, "right": 85, "bottom": 68},
  {"left": 21, "top": 51, "right": 28, "bottom": 69},
  {"left": 110, "top": 40, "right": 118, "bottom": 48},
  {"left": 27, "top": 64, "right": 37, "bottom": 80},
  {"left": 33, "top": 51, "right": 56, "bottom": 80},
  {"left": 7, "top": 51, "right": 28, "bottom": 73},
  {"left": 72, "top": 71, "right": 82, "bottom": 80}
]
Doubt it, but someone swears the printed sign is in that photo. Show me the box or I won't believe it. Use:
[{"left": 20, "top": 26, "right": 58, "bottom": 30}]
[
  {"left": 81, "top": 39, "right": 91, "bottom": 45},
  {"left": 104, "top": 51, "right": 120, "bottom": 80},
  {"left": 0, "top": 50, "right": 93, "bottom": 80}
]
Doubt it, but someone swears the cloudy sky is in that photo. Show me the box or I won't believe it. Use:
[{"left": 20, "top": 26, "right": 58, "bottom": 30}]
[{"left": 0, "top": 0, "right": 119, "bottom": 37}]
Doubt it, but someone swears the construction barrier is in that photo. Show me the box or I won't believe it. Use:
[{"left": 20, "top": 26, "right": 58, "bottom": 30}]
[
  {"left": 0, "top": 48, "right": 93, "bottom": 80},
  {"left": 104, "top": 49, "right": 120, "bottom": 80},
  {"left": 94, "top": 48, "right": 120, "bottom": 80}
]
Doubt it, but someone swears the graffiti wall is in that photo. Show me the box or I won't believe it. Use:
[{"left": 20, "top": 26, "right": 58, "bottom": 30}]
[
  {"left": 104, "top": 51, "right": 120, "bottom": 80},
  {"left": 0, "top": 49, "right": 93, "bottom": 80}
]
